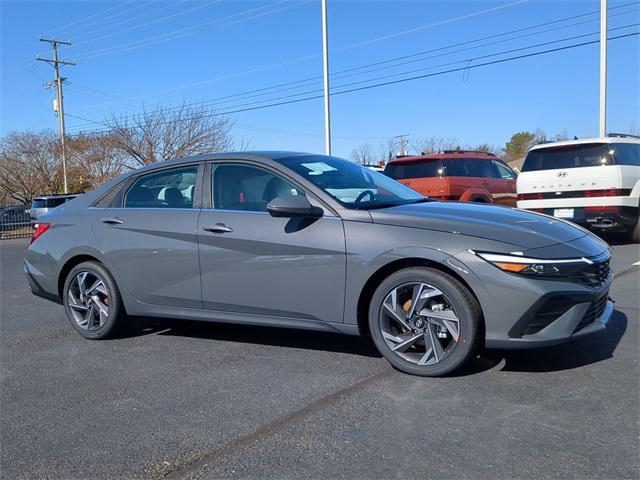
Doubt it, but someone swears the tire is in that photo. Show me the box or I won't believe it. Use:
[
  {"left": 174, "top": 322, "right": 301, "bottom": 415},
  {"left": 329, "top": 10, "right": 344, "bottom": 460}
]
[
  {"left": 368, "top": 267, "right": 482, "bottom": 377},
  {"left": 62, "top": 261, "right": 126, "bottom": 340},
  {"left": 630, "top": 218, "right": 640, "bottom": 244}
]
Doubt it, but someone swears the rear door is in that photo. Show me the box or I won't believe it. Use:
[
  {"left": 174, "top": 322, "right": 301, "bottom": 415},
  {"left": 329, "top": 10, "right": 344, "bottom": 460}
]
[
  {"left": 197, "top": 161, "right": 346, "bottom": 324},
  {"left": 93, "top": 164, "right": 203, "bottom": 308}
]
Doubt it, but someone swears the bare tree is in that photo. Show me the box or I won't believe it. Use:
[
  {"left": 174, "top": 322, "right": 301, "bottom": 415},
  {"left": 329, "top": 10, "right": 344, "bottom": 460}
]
[
  {"left": 68, "top": 133, "right": 128, "bottom": 187},
  {"left": 106, "top": 103, "right": 235, "bottom": 166},
  {"left": 350, "top": 143, "right": 376, "bottom": 164},
  {"left": 377, "top": 138, "right": 395, "bottom": 164},
  {"left": 0, "top": 131, "right": 63, "bottom": 204},
  {"left": 413, "top": 136, "right": 459, "bottom": 155}
]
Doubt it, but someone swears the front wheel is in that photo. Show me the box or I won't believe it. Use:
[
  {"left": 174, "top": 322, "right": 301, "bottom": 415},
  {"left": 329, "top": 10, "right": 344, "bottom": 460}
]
[
  {"left": 63, "top": 261, "right": 126, "bottom": 339},
  {"left": 368, "top": 267, "right": 482, "bottom": 377}
]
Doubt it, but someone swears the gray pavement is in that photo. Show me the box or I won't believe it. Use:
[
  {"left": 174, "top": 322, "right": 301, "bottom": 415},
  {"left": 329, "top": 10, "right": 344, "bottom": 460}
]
[{"left": 1, "top": 238, "right": 638, "bottom": 479}]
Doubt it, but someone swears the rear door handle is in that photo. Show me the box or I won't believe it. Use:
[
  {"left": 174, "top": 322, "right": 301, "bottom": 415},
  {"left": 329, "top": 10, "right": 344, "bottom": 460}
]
[
  {"left": 101, "top": 217, "right": 124, "bottom": 225},
  {"left": 202, "top": 223, "right": 233, "bottom": 233}
]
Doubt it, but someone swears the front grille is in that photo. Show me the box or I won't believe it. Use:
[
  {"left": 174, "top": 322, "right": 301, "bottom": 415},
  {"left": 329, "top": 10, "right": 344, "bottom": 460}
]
[
  {"left": 570, "top": 259, "right": 611, "bottom": 288},
  {"left": 574, "top": 292, "right": 609, "bottom": 333}
]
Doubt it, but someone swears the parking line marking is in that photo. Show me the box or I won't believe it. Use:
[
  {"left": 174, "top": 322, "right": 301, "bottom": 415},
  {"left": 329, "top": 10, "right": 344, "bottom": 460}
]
[{"left": 633, "top": 261, "right": 640, "bottom": 266}]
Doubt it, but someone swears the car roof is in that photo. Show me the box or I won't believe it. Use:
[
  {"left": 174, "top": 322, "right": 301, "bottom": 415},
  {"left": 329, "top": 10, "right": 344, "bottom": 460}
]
[
  {"left": 528, "top": 135, "right": 640, "bottom": 151},
  {"left": 387, "top": 151, "right": 500, "bottom": 164}
]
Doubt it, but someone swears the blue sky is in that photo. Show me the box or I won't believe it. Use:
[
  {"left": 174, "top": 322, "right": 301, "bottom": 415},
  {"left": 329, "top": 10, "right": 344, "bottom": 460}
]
[{"left": 1, "top": 0, "right": 639, "bottom": 157}]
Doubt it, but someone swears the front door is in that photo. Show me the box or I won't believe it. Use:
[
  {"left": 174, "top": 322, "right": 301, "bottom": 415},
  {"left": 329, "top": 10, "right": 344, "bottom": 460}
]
[
  {"left": 197, "top": 162, "right": 346, "bottom": 324},
  {"left": 93, "top": 164, "right": 203, "bottom": 308}
]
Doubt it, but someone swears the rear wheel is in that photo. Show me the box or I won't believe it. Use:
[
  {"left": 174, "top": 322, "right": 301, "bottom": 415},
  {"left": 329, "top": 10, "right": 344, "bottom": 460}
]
[
  {"left": 630, "top": 217, "right": 640, "bottom": 244},
  {"left": 63, "top": 261, "right": 125, "bottom": 339},
  {"left": 368, "top": 267, "right": 482, "bottom": 377}
]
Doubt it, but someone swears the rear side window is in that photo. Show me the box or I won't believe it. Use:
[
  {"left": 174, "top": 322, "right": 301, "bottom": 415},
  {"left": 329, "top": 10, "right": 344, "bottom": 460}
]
[
  {"left": 31, "top": 199, "right": 46, "bottom": 209},
  {"left": 443, "top": 158, "right": 498, "bottom": 178},
  {"left": 522, "top": 143, "right": 612, "bottom": 171},
  {"left": 612, "top": 143, "right": 640, "bottom": 166},
  {"left": 124, "top": 166, "right": 198, "bottom": 208},
  {"left": 384, "top": 159, "right": 443, "bottom": 179}
]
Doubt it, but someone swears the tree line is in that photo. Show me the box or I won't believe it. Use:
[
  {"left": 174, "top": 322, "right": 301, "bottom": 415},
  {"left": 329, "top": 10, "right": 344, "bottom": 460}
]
[{"left": 350, "top": 130, "right": 574, "bottom": 166}]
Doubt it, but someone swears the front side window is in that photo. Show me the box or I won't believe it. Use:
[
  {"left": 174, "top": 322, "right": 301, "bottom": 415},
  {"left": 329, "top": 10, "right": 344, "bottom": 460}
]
[
  {"left": 212, "top": 164, "right": 303, "bottom": 212},
  {"left": 444, "top": 158, "right": 497, "bottom": 178},
  {"left": 278, "top": 155, "right": 425, "bottom": 209},
  {"left": 124, "top": 166, "right": 198, "bottom": 208},
  {"left": 494, "top": 161, "right": 517, "bottom": 179}
]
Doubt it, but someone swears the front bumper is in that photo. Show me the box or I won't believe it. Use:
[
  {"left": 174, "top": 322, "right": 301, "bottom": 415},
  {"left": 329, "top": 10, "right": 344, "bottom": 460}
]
[{"left": 453, "top": 249, "right": 614, "bottom": 350}]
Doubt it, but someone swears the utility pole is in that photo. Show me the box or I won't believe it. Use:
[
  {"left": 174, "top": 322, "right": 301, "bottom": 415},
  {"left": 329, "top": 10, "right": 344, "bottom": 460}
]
[
  {"left": 321, "top": 0, "right": 331, "bottom": 156},
  {"left": 394, "top": 134, "right": 410, "bottom": 157},
  {"left": 599, "top": 0, "right": 607, "bottom": 137},
  {"left": 37, "top": 37, "right": 75, "bottom": 194}
]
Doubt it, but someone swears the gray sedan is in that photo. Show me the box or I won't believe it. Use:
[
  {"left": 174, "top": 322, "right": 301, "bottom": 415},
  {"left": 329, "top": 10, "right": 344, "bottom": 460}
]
[{"left": 25, "top": 152, "right": 614, "bottom": 376}]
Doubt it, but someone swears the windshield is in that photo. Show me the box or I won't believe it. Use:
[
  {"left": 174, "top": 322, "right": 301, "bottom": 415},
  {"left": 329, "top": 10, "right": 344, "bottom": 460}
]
[
  {"left": 278, "top": 155, "right": 426, "bottom": 209},
  {"left": 522, "top": 143, "right": 613, "bottom": 171}
]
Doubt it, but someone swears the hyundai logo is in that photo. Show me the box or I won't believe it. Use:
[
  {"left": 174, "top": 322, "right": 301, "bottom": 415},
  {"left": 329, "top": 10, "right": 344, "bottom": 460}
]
[{"left": 557, "top": 171, "right": 568, "bottom": 177}]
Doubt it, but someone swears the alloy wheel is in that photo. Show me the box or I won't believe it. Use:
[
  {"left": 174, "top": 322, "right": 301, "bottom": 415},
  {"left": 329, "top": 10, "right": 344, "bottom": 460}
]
[
  {"left": 67, "top": 271, "right": 110, "bottom": 331},
  {"left": 379, "top": 282, "right": 460, "bottom": 366}
]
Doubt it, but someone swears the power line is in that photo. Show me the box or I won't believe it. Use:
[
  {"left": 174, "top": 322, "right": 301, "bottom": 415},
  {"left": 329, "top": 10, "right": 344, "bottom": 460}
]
[
  {"left": 71, "top": 0, "right": 225, "bottom": 46},
  {"left": 71, "top": 0, "right": 526, "bottom": 61},
  {"left": 71, "top": 0, "right": 309, "bottom": 60},
  {"left": 71, "top": 1, "right": 638, "bottom": 112},
  {"left": 49, "top": 0, "right": 149, "bottom": 39},
  {"left": 66, "top": 32, "right": 639, "bottom": 135},
  {"left": 69, "top": 15, "right": 639, "bottom": 128}
]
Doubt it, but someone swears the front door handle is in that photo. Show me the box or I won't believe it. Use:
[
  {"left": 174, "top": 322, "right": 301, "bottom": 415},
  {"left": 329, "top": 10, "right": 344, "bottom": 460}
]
[
  {"left": 202, "top": 223, "right": 233, "bottom": 233},
  {"left": 101, "top": 217, "right": 124, "bottom": 225}
]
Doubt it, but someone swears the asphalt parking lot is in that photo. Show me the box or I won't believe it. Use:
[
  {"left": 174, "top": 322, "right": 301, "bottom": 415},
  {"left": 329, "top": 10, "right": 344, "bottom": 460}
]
[{"left": 1, "top": 237, "right": 638, "bottom": 480}]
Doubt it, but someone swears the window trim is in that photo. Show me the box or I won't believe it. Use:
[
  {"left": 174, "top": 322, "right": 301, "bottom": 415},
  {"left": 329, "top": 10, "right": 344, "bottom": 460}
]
[{"left": 115, "top": 163, "right": 202, "bottom": 210}]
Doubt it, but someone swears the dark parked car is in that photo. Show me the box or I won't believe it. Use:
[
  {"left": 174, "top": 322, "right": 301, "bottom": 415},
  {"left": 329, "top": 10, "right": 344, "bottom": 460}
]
[{"left": 25, "top": 152, "right": 613, "bottom": 376}]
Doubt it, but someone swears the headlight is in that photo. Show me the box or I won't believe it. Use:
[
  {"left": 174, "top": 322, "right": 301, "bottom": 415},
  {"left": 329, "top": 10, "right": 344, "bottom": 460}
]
[{"left": 472, "top": 251, "right": 593, "bottom": 277}]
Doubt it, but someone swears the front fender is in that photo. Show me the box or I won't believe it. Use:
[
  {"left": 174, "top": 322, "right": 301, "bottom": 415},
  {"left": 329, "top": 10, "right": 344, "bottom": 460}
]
[{"left": 342, "top": 221, "right": 496, "bottom": 326}]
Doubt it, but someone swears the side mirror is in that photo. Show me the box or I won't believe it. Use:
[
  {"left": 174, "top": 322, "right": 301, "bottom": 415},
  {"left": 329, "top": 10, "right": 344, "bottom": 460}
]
[{"left": 266, "top": 195, "right": 323, "bottom": 218}]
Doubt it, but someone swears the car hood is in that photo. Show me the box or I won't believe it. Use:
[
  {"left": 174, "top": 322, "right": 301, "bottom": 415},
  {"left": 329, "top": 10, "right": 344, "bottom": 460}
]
[{"left": 369, "top": 201, "right": 587, "bottom": 249}]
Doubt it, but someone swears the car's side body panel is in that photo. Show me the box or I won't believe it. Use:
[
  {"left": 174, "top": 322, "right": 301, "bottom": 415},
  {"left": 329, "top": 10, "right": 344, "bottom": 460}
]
[
  {"left": 92, "top": 207, "right": 203, "bottom": 309},
  {"left": 197, "top": 209, "right": 346, "bottom": 323}
]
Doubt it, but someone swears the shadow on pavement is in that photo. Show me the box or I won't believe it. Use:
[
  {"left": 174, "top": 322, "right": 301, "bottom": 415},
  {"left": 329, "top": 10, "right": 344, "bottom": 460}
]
[
  {"left": 485, "top": 309, "right": 628, "bottom": 373},
  {"left": 124, "top": 316, "right": 383, "bottom": 358},
  {"left": 118, "top": 309, "right": 627, "bottom": 373}
]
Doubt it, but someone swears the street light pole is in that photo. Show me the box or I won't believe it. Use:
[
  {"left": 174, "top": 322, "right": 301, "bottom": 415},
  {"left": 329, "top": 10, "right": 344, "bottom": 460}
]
[
  {"left": 321, "top": 0, "right": 331, "bottom": 155},
  {"left": 599, "top": 0, "right": 607, "bottom": 138}
]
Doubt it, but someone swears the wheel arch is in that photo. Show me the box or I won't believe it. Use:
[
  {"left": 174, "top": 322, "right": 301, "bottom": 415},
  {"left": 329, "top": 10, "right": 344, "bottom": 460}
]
[
  {"left": 459, "top": 188, "right": 492, "bottom": 203},
  {"left": 57, "top": 254, "right": 104, "bottom": 299},
  {"left": 356, "top": 257, "right": 483, "bottom": 337}
]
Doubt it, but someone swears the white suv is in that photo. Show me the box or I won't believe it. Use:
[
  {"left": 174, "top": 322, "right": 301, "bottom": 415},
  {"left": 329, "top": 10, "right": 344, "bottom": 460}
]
[{"left": 517, "top": 134, "right": 640, "bottom": 242}]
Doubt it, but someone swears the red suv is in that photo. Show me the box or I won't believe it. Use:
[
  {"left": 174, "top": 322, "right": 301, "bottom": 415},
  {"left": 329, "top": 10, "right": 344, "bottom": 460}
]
[{"left": 384, "top": 151, "right": 518, "bottom": 206}]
